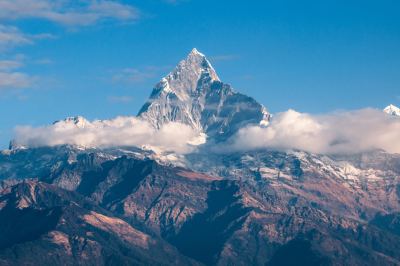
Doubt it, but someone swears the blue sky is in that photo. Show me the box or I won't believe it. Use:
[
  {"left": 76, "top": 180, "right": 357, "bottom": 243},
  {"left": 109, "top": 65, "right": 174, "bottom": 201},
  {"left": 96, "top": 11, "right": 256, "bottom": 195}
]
[{"left": 0, "top": 0, "right": 399, "bottom": 149}]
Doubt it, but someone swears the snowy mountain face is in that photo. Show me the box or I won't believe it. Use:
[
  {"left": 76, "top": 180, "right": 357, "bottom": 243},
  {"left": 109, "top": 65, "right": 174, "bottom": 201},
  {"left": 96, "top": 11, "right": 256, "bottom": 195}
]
[
  {"left": 137, "top": 48, "right": 270, "bottom": 140},
  {"left": 384, "top": 104, "right": 400, "bottom": 116}
]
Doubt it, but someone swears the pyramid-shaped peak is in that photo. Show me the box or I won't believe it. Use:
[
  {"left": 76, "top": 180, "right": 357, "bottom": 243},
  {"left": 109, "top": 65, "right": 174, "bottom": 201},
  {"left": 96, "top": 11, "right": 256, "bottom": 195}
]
[
  {"left": 175, "top": 49, "right": 219, "bottom": 82},
  {"left": 189, "top": 48, "right": 205, "bottom": 57},
  {"left": 153, "top": 48, "right": 220, "bottom": 99},
  {"left": 137, "top": 48, "right": 270, "bottom": 136}
]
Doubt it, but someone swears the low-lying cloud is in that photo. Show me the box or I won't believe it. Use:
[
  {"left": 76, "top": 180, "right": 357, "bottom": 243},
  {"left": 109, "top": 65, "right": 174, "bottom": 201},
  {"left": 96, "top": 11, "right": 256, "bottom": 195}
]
[
  {"left": 13, "top": 119, "right": 197, "bottom": 153},
  {"left": 214, "top": 108, "right": 400, "bottom": 155},
  {"left": 10, "top": 108, "right": 400, "bottom": 156}
]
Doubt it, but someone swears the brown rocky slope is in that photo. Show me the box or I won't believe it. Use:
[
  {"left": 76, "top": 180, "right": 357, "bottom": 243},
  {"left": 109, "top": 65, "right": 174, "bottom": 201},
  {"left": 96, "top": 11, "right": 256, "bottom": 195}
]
[{"left": 1, "top": 154, "right": 396, "bottom": 265}]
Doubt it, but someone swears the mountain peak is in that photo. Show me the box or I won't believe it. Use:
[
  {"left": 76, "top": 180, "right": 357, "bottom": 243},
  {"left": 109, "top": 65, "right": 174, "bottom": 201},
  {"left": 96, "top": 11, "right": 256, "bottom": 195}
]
[
  {"left": 138, "top": 49, "right": 220, "bottom": 106},
  {"left": 383, "top": 104, "right": 400, "bottom": 117},
  {"left": 62, "top": 116, "right": 94, "bottom": 129},
  {"left": 178, "top": 48, "right": 219, "bottom": 83},
  {"left": 189, "top": 48, "right": 203, "bottom": 56},
  {"left": 137, "top": 49, "right": 271, "bottom": 138}
]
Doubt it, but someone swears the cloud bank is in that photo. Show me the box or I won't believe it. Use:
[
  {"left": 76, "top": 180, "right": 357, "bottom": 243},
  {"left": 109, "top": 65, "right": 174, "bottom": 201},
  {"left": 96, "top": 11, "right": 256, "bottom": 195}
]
[
  {"left": 13, "top": 119, "right": 197, "bottom": 153},
  {"left": 214, "top": 108, "right": 400, "bottom": 155},
  {"left": 10, "top": 108, "right": 400, "bottom": 155}
]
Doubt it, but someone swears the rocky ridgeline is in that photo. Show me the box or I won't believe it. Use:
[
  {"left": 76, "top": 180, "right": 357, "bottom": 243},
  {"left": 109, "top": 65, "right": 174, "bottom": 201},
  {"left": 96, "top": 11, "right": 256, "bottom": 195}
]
[{"left": 1, "top": 157, "right": 400, "bottom": 265}]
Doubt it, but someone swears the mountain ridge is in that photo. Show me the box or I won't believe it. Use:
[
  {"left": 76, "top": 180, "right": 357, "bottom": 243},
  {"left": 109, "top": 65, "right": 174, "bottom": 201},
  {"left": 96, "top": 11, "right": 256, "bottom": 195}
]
[{"left": 2, "top": 156, "right": 400, "bottom": 265}]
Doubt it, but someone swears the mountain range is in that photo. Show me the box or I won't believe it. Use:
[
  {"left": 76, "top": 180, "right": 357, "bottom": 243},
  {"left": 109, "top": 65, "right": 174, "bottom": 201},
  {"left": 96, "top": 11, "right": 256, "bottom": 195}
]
[{"left": 1, "top": 49, "right": 400, "bottom": 266}]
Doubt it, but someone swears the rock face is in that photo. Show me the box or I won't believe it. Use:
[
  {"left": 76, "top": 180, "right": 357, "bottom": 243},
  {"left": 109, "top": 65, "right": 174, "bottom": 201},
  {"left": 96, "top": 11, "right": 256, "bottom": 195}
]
[
  {"left": 138, "top": 48, "right": 270, "bottom": 140},
  {"left": 0, "top": 181, "right": 201, "bottom": 266},
  {"left": 185, "top": 150, "right": 400, "bottom": 222},
  {"left": 2, "top": 158, "right": 400, "bottom": 265}
]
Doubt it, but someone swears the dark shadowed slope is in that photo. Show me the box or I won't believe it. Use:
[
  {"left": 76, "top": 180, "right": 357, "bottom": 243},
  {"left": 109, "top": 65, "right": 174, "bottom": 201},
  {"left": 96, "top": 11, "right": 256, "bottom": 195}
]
[{"left": 0, "top": 181, "right": 201, "bottom": 266}]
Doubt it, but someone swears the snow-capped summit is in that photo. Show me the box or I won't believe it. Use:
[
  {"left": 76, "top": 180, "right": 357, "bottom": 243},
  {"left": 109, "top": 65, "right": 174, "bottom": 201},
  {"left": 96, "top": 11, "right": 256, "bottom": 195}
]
[
  {"left": 63, "top": 116, "right": 95, "bottom": 129},
  {"left": 383, "top": 104, "right": 400, "bottom": 117},
  {"left": 138, "top": 48, "right": 219, "bottom": 103},
  {"left": 138, "top": 49, "right": 271, "bottom": 140}
]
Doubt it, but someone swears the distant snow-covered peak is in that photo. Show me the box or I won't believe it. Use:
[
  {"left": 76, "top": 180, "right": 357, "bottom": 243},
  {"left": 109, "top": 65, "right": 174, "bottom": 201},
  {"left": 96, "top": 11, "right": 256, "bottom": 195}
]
[
  {"left": 63, "top": 116, "right": 95, "bottom": 129},
  {"left": 383, "top": 104, "right": 400, "bottom": 117}
]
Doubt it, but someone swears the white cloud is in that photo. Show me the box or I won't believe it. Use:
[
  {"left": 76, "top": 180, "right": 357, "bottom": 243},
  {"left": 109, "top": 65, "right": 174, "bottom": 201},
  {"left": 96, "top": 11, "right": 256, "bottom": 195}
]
[
  {"left": 112, "top": 72, "right": 155, "bottom": 83},
  {"left": 213, "top": 108, "right": 400, "bottom": 155},
  {"left": 33, "top": 59, "right": 52, "bottom": 64},
  {"left": 122, "top": 68, "right": 138, "bottom": 73},
  {"left": 17, "top": 95, "right": 28, "bottom": 100},
  {"left": 0, "top": 60, "right": 24, "bottom": 71},
  {"left": 87, "top": 1, "right": 139, "bottom": 20},
  {"left": 13, "top": 54, "right": 26, "bottom": 61},
  {"left": 11, "top": 107, "right": 400, "bottom": 155},
  {"left": 208, "top": 55, "right": 237, "bottom": 61},
  {"left": 0, "top": 72, "right": 38, "bottom": 90},
  {"left": 124, "top": 73, "right": 155, "bottom": 83},
  {"left": 0, "top": 24, "right": 33, "bottom": 48},
  {"left": 13, "top": 120, "right": 197, "bottom": 153},
  {"left": 147, "top": 65, "right": 174, "bottom": 71},
  {"left": 111, "top": 74, "right": 124, "bottom": 82},
  {"left": 234, "top": 75, "right": 253, "bottom": 80},
  {"left": 162, "top": 0, "right": 189, "bottom": 4},
  {"left": 0, "top": 25, "right": 56, "bottom": 51},
  {"left": 31, "top": 33, "right": 57, "bottom": 39},
  {"left": 111, "top": 66, "right": 171, "bottom": 84},
  {"left": 108, "top": 96, "right": 133, "bottom": 102},
  {"left": 0, "top": 0, "right": 140, "bottom": 26}
]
